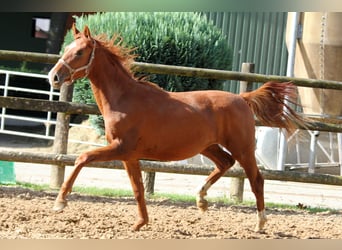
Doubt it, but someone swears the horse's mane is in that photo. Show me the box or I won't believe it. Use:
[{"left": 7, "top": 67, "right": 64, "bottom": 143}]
[{"left": 93, "top": 33, "right": 162, "bottom": 90}]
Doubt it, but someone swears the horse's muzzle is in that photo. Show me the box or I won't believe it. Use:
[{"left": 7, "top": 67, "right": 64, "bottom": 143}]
[
  {"left": 48, "top": 70, "right": 72, "bottom": 89},
  {"left": 48, "top": 68, "right": 61, "bottom": 89}
]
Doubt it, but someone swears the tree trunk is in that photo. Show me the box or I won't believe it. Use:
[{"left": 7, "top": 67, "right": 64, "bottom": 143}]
[{"left": 46, "top": 13, "right": 68, "bottom": 54}]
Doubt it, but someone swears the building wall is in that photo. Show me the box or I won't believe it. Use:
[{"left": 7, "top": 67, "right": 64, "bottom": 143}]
[
  {"left": 0, "top": 13, "right": 52, "bottom": 52},
  {"left": 0, "top": 12, "right": 53, "bottom": 70},
  {"left": 204, "top": 12, "right": 289, "bottom": 93}
]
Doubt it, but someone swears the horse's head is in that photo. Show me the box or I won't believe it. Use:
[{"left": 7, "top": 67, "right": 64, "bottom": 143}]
[{"left": 48, "top": 24, "right": 96, "bottom": 89}]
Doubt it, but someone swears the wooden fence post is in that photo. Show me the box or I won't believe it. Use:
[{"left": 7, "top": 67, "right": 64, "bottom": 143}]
[
  {"left": 143, "top": 171, "right": 156, "bottom": 195},
  {"left": 49, "top": 84, "right": 74, "bottom": 189},
  {"left": 229, "top": 63, "right": 255, "bottom": 203}
]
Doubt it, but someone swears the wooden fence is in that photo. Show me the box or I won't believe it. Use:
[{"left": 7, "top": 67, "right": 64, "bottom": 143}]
[
  {"left": 0, "top": 49, "right": 342, "bottom": 194},
  {"left": 1, "top": 49, "right": 342, "bottom": 90},
  {"left": 0, "top": 150, "right": 342, "bottom": 186},
  {"left": 0, "top": 96, "right": 341, "bottom": 133}
]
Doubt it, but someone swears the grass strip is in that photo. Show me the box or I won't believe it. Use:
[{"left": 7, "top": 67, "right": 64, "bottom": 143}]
[{"left": 2, "top": 181, "right": 338, "bottom": 214}]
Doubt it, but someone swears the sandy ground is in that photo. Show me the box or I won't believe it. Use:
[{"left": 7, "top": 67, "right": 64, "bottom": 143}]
[
  {"left": 1, "top": 125, "right": 342, "bottom": 239},
  {"left": 1, "top": 185, "right": 342, "bottom": 239}
]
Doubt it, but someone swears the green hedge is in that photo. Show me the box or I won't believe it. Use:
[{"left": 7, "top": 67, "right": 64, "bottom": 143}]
[{"left": 62, "top": 12, "right": 232, "bottom": 134}]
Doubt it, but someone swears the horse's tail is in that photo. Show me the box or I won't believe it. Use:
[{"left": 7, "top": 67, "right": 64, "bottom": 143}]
[{"left": 240, "top": 81, "right": 307, "bottom": 134}]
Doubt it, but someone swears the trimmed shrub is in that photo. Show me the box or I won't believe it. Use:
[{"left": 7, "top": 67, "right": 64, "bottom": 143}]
[{"left": 62, "top": 12, "right": 232, "bottom": 134}]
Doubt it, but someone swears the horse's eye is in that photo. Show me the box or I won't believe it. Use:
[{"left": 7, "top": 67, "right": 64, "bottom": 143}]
[{"left": 75, "top": 50, "right": 83, "bottom": 56}]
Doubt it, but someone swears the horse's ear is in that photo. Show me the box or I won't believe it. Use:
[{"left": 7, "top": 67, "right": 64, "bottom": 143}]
[
  {"left": 72, "top": 23, "right": 80, "bottom": 38},
  {"left": 83, "top": 25, "right": 92, "bottom": 39}
]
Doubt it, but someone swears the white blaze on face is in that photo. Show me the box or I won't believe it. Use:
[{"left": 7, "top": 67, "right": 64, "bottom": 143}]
[
  {"left": 66, "top": 41, "right": 78, "bottom": 51},
  {"left": 48, "top": 41, "right": 77, "bottom": 87}
]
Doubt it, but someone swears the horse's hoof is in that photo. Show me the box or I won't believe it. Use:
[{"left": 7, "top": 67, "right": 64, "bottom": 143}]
[
  {"left": 255, "top": 210, "right": 267, "bottom": 232},
  {"left": 255, "top": 219, "right": 267, "bottom": 232},
  {"left": 52, "top": 200, "right": 67, "bottom": 212},
  {"left": 196, "top": 198, "right": 208, "bottom": 212},
  {"left": 254, "top": 225, "right": 266, "bottom": 233},
  {"left": 131, "top": 219, "right": 148, "bottom": 231},
  {"left": 131, "top": 224, "right": 141, "bottom": 232}
]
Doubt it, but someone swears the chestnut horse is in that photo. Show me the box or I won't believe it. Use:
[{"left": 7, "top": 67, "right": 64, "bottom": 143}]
[{"left": 48, "top": 25, "right": 305, "bottom": 232}]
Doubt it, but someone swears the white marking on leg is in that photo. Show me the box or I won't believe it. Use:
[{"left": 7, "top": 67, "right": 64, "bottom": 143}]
[
  {"left": 196, "top": 180, "right": 212, "bottom": 212},
  {"left": 255, "top": 209, "right": 267, "bottom": 232},
  {"left": 196, "top": 180, "right": 212, "bottom": 197}
]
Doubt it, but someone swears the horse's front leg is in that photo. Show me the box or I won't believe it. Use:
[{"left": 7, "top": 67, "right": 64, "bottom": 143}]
[
  {"left": 123, "top": 160, "right": 148, "bottom": 231},
  {"left": 53, "top": 143, "right": 123, "bottom": 212}
]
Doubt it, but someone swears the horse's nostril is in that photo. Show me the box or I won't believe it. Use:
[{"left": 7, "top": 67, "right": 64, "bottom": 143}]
[{"left": 54, "top": 74, "right": 59, "bottom": 83}]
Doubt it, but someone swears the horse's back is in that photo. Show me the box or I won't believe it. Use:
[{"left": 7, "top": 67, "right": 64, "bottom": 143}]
[
  {"left": 171, "top": 89, "right": 256, "bottom": 142},
  {"left": 175, "top": 90, "right": 256, "bottom": 154},
  {"left": 128, "top": 88, "right": 256, "bottom": 161},
  {"left": 171, "top": 90, "right": 254, "bottom": 127}
]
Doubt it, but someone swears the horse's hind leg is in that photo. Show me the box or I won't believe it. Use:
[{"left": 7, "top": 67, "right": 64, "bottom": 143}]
[
  {"left": 237, "top": 154, "right": 267, "bottom": 232},
  {"left": 196, "top": 144, "right": 235, "bottom": 212}
]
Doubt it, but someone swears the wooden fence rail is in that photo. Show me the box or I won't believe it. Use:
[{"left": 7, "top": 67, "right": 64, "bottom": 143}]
[
  {"left": 0, "top": 96, "right": 341, "bottom": 133},
  {"left": 1, "top": 49, "right": 342, "bottom": 90},
  {"left": 1, "top": 150, "right": 342, "bottom": 186},
  {"left": 0, "top": 96, "right": 100, "bottom": 115}
]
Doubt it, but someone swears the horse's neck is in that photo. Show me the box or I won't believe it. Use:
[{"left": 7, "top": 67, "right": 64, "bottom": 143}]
[{"left": 88, "top": 58, "right": 135, "bottom": 115}]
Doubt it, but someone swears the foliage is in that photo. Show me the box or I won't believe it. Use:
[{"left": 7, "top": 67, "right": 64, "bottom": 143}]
[{"left": 62, "top": 12, "right": 232, "bottom": 134}]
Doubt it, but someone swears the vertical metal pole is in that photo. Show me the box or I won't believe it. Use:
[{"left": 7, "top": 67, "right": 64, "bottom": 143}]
[
  {"left": 308, "top": 131, "right": 319, "bottom": 173},
  {"left": 229, "top": 62, "right": 254, "bottom": 203},
  {"left": 49, "top": 84, "right": 73, "bottom": 189},
  {"left": 329, "top": 132, "right": 335, "bottom": 162},
  {"left": 277, "top": 12, "right": 300, "bottom": 171},
  {"left": 295, "top": 132, "right": 301, "bottom": 164},
  {"left": 0, "top": 73, "right": 10, "bottom": 131},
  {"left": 338, "top": 133, "right": 342, "bottom": 176},
  {"left": 45, "top": 83, "right": 56, "bottom": 137}
]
